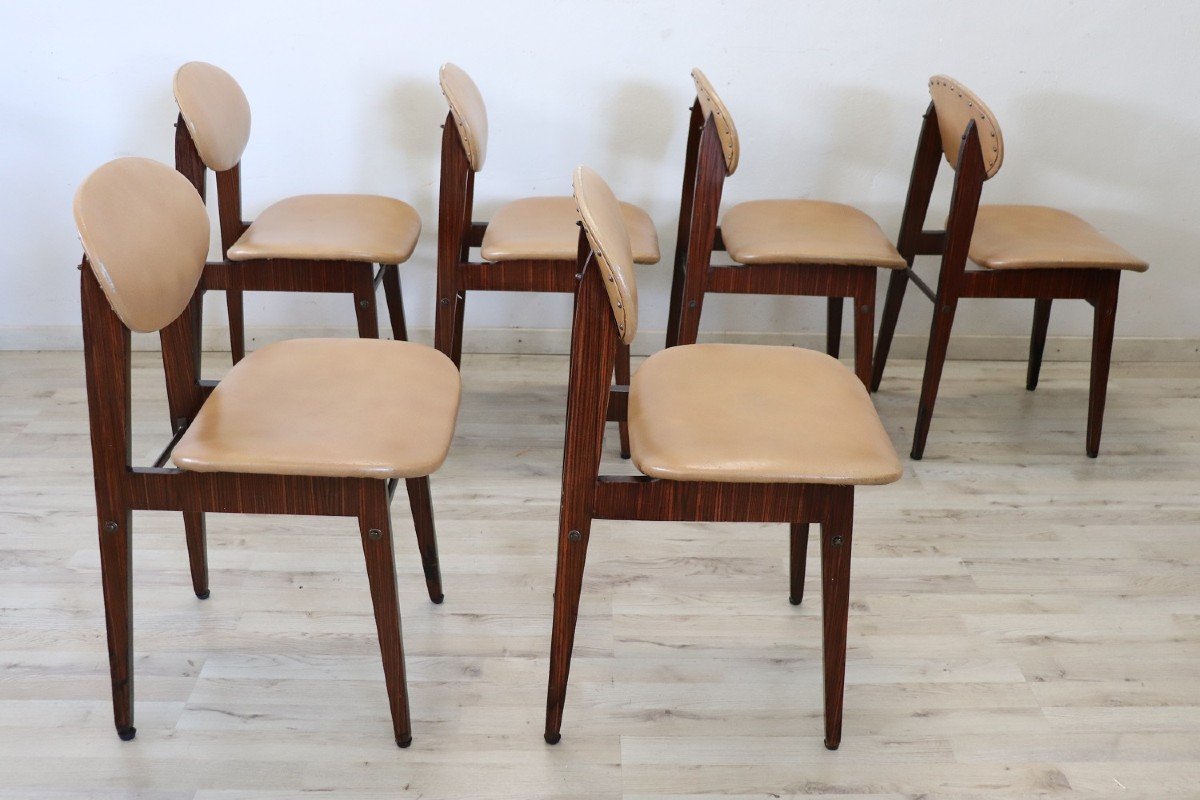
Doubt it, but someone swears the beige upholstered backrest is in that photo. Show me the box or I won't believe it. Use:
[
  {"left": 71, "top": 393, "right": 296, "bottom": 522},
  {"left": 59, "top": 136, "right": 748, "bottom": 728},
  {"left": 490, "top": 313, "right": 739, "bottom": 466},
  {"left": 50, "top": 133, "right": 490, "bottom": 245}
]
[
  {"left": 173, "top": 61, "right": 253, "bottom": 172},
  {"left": 691, "top": 68, "right": 739, "bottom": 176},
  {"left": 439, "top": 63, "right": 489, "bottom": 172},
  {"left": 74, "top": 158, "right": 210, "bottom": 333},
  {"left": 573, "top": 166, "right": 638, "bottom": 345},
  {"left": 928, "top": 75, "right": 1004, "bottom": 179}
]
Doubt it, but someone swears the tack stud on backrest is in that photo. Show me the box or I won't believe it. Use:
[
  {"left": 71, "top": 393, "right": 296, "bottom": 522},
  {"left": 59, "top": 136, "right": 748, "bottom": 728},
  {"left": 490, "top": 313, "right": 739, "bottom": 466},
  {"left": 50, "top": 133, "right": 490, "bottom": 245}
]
[
  {"left": 173, "top": 61, "right": 253, "bottom": 172},
  {"left": 572, "top": 166, "right": 638, "bottom": 345},
  {"left": 74, "top": 157, "right": 211, "bottom": 333},
  {"left": 439, "top": 62, "right": 489, "bottom": 172},
  {"left": 691, "top": 68, "right": 739, "bottom": 176},
  {"left": 928, "top": 75, "right": 1004, "bottom": 179}
]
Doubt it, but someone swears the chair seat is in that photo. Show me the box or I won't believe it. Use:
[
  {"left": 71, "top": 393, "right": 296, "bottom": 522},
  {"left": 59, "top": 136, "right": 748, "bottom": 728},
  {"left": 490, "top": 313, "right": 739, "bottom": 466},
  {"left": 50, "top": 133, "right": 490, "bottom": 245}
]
[
  {"left": 629, "top": 344, "right": 902, "bottom": 485},
  {"left": 227, "top": 194, "right": 421, "bottom": 263},
  {"left": 720, "top": 200, "right": 906, "bottom": 269},
  {"left": 969, "top": 205, "right": 1147, "bottom": 272},
  {"left": 172, "top": 339, "right": 460, "bottom": 479},
  {"left": 480, "top": 196, "right": 660, "bottom": 263}
]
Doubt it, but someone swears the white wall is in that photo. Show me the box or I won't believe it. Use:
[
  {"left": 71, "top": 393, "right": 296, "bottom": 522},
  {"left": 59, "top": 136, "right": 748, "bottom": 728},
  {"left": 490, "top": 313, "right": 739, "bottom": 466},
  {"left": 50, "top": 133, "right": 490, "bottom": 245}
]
[{"left": 1, "top": 0, "right": 1196, "bottom": 354}]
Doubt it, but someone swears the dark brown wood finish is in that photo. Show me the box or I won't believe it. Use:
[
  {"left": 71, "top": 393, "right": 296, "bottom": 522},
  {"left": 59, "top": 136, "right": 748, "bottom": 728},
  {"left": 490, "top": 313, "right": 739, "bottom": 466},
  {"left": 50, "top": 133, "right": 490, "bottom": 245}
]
[
  {"left": 545, "top": 231, "right": 861, "bottom": 750},
  {"left": 872, "top": 105, "right": 1130, "bottom": 458},
  {"left": 80, "top": 260, "right": 440, "bottom": 747},
  {"left": 665, "top": 104, "right": 882, "bottom": 387}
]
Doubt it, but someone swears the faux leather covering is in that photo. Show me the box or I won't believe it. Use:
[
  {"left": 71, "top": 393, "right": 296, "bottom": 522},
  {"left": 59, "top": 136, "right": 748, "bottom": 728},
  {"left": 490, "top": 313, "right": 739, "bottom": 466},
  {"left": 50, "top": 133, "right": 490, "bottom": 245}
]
[
  {"left": 572, "top": 166, "right": 638, "bottom": 345},
  {"left": 969, "top": 205, "right": 1148, "bottom": 272},
  {"left": 439, "top": 62, "right": 488, "bottom": 171},
  {"left": 73, "top": 157, "right": 209, "bottom": 333},
  {"left": 173, "top": 62, "right": 252, "bottom": 172},
  {"left": 691, "top": 68, "right": 739, "bottom": 176},
  {"left": 481, "top": 196, "right": 660, "bottom": 264},
  {"left": 630, "top": 344, "right": 902, "bottom": 485},
  {"left": 721, "top": 199, "right": 906, "bottom": 268},
  {"left": 172, "top": 338, "right": 461, "bottom": 478},
  {"left": 928, "top": 75, "right": 1004, "bottom": 179}
]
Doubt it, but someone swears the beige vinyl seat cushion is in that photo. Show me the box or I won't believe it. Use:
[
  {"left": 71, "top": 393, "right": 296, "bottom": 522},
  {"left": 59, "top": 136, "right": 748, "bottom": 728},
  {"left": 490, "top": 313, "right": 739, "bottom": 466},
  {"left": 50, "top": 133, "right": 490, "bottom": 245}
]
[
  {"left": 480, "top": 196, "right": 660, "bottom": 264},
  {"left": 629, "top": 344, "right": 902, "bottom": 485},
  {"left": 969, "top": 205, "right": 1147, "bottom": 272},
  {"left": 173, "top": 338, "right": 460, "bottom": 479},
  {"left": 720, "top": 200, "right": 906, "bottom": 269},
  {"left": 226, "top": 194, "right": 421, "bottom": 263}
]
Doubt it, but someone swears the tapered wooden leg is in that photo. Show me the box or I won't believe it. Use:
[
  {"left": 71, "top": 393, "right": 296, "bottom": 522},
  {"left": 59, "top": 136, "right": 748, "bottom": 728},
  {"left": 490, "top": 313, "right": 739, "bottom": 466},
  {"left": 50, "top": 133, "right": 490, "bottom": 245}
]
[
  {"left": 1087, "top": 275, "right": 1120, "bottom": 458},
  {"left": 1026, "top": 298, "right": 1053, "bottom": 391},
  {"left": 853, "top": 279, "right": 875, "bottom": 389},
  {"left": 358, "top": 486, "right": 412, "bottom": 747},
  {"left": 353, "top": 267, "right": 380, "bottom": 339},
  {"left": 451, "top": 291, "right": 466, "bottom": 368},
  {"left": 183, "top": 512, "right": 209, "bottom": 600},
  {"left": 435, "top": 282, "right": 460, "bottom": 365},
  {"left": 789, "top": 522, "right": 809, "bottom": 605},
  {"left": 97, "top": 508, "right": 135, "bottom": 740},
  {"left": 615, "top": 342, "right": 632, "bottom": 459},
  {"left": 225, "top": 288, "right": 245, "bottom": 364},
  {"left": 544, "top": 517, "right": 591, "bottom": 744},
  {"left": 911, "top": 297, "right": 958, "bottom": 460},
  {"left": 871, "top": 269, "right": 910, "bottom": 392},
  {"left": 674, "top": 273, "right": 706, "bottom": 347},
  {"left": 405, "top": 477, "right": 443, "bottom": 604},
  {"left": 820, "top": 495, "right": 854, "bottom": 750},
  {"left": 664, "top": 265, "right": 687, "bottom": 348},
  {"left": 381, "top": 264, "right": 408, "bottom": 342},
  {"left": 826, "top": 297, "right": 843, "bottom": 359}
]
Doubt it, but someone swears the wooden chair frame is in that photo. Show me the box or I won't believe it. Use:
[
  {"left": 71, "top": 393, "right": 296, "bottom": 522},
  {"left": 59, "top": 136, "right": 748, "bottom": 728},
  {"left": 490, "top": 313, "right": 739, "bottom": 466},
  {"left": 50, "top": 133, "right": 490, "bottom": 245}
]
[
  {"left": 665, "top": 102, "right": 878, "bottom": 387},
  {"left": 544, "top": 230, "right": 860, "bottom": 751},
  {"left": 870, "top": 104, "right": 1122, "bottom": 458},
  {"left": 174, "top": 116, "right": 408, "bottom": 364},
  {"left": 433, "top": 117, "right": 633, "bottom": 456},
  {"left": 81, "top": 261, "right": 441, "bottom": 748}
]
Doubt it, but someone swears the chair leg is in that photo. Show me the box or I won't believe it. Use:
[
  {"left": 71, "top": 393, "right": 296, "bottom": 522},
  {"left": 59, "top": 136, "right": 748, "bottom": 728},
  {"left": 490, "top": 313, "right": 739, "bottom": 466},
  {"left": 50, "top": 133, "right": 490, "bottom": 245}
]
[
  {"left": 451, "top": 291, "right": 466, "bottom": 368},
  {"left": 789, "top": 522, "right": 809, "bottom": 605},
  {"left": 381, "top": 264, "right": 408, "bottom": 342},
  {"left": 97, "top": 508, "right": 135, "bottom": 740},
  {"left": 183, "top": 512, "right": 209, "bottom": 600},
  {"left": 664, "top": 265, "right": 687, "bottom": 348},
  {"left": 871, "top": 269, "right": 910, "bottom": 392},
  {"left": 826, "top": 297, "right": 843, "bottom": 359},
  {"left": 544, "top": 517, "right": 592, "bottom": 744},
  {"left": 1087, "top": 276, "right": 1120, "bottom": 458},
  {"left": 853, "top": 280, "right": 875, "bottom": 389},
  {"left": 353, "top": 266, "right": 380, "bottom": 339},
  {"left": 911, "top": 297, "right": 958, "bottom": 460},
  {"left": 358, "top": 485, "right": 412, "bottom": 748},
  {"left": 226, "top": 288, "right": 245, "bottom": 364},
  {"left": 435, "top": 282, "right": 459, "bottom": 365},
  {"left": 820, "top": 496, "right": 854, "bottom": 750},
  {"left": 405, "top": 477, "right": 444, "bottom": 604},
  {"left": 615, "top": 342, "right": 632, "bottom": 459},
  {"left": 1026, "top": 298, "right": 1053, "bottom": 391},
  {"left": 674, "top": 273, "right": 706, "bottom": 347}
]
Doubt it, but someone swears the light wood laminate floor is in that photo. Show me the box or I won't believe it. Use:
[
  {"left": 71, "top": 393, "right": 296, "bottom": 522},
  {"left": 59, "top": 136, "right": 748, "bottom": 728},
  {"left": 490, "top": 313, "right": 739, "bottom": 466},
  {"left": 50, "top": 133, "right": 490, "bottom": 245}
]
[{"left": 1, "top": 350, "right": 1198, "bottom": 799}]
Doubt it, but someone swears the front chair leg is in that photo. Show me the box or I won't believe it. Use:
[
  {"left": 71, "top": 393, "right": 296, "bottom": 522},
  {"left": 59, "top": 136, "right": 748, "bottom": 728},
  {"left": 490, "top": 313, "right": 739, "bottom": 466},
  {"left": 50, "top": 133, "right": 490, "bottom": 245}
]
[
  {"left": 183, "top": 512, "right": 209, "bottom": 599},
  {"left": 853, "top": 276, "right": 876, "bottom": 389},
  {"left": 871, "top": 268, "right": 910, "bottom": 392},
  {"left": 1087, "top": 275, "right": 1120, "bottom": 458},
  {"left": 826, "top": 297, "right": 843, "bottom": 359},
  {"left": 615, "top": 342, "right": 632, "bottom": 459},
  {"left": 226, "top": 287, "right": 245, "bottom": 364},
  {"left": 544, "top": 519, "right": 592, "bottom": 744},
  {"left": 451, "top": 291, "right": 467, "bottom": 368},
  {"left": 1026, "top": 298, "right": 1053, "bottom": 391},
  {"left": 353, "top": 265, "right": 381, "bottom": 339},
  {"left": 789, "top": 522, "right": 809, "bottom": 605},
  {"left": 381, "top": 264, "right": 409, "bottom": 342},
  {"left": 820, "top": 494, "right": 854, "bottom": 750},
  {"left": 405, "top": 476, "right": 444, "bottom": 603},
  {"left": 358, "top": 484, "right": 412, "bottom": 747},
  {"left": 911, "top": 297, "right": 958, "bottom": 460},
  {"left": 98, "top": 508, "right": 135, "bottom": 740}
]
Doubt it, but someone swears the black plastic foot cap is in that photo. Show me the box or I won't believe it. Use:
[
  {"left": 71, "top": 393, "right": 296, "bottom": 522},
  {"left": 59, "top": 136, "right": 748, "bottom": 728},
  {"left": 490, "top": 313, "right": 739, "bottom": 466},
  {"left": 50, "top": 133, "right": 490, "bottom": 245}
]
[
  {"left": 544, "top": 732, "right": 561, "bottom": 745},
  {"left": 620, "top": 451, "right": 631, "bottom": 460},
  {"left": 909, "top": 450, "right": 923, "bottom": 461},
  {"left": 1086, "top": 449, "right": 1099, "bottom": 459},
  {"left": 117, "top": 726, "right": 137, "bottom": 741},
  {"left": 789, "top": 596, "right": 802, "bottom": 606},
  {"left": 430, "top": 593, "right": 445, "bottom": 605},
  {"left": 824, "top": 739, "right": 839, "bottom": 751},
  {"left": 196, "top": 589, "right": 211, "bottom": 600},
  {"left": 397, "top": 736, "right": 412, "bottom": 748}
]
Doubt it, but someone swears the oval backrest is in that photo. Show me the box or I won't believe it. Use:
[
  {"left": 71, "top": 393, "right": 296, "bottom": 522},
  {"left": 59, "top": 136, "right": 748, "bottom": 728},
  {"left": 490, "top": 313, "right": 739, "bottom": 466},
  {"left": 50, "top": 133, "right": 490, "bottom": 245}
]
[
  {"left": 173, "top": 61, "right": 252, "bottom": 172},
  {"left": 74, "top": 158, "right": 210, "bottom": 333},
  {"left": 439, "top": 62, "right": 489, "bottom": 172},
  {"left": 691, "top": 68, "right": 739, "bottom": 176},
  {"left": 928, "top": 75, "right": 1004, "bottom": 179},
  {"left": 573, "top": 166, "right": 638, "bottom": 345}
]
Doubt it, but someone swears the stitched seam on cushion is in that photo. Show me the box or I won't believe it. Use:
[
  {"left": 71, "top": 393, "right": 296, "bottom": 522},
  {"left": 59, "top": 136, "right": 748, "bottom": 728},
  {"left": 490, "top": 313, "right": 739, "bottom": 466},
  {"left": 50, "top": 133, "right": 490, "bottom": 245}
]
[
  {"left": 930, "top": 76, "right": 1003, "bottom": 178},
  {"left": 573, "top": 194, "right": 631, "bottom": 341},
  {"left": 692, "top": 70, "right": 738, "bottom": 175},
  {"left": 439, "top": 71, "right": 481, "bottom": 171}
]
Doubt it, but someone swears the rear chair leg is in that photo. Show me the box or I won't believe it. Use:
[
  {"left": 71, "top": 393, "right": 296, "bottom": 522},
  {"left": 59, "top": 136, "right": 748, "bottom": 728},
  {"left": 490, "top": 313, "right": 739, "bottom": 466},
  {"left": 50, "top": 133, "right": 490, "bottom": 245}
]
[
  {"left": 405, "top": 477, "right": 444, "bottom": 603},
  {"left": 183, "top": 512, "right": 209, "bottom": 599},
  {"left": 353, "top": 266, "right": 381, "bottom": 339},
  {"left": 98, "top": 508, "right": 135, "bottom": 740},
  {"left": 1027, "top": 298, "right": 1053, "bottom": 391},
  {"left": 871, "top": 268, "right": 910, "bottom": 392},
  {"left": 820, "top": 494, "right": 854, "bottom": 750},
  {"left": 1087, "top": 275, "right": 1120, "bottom": 458},
  {"left": 789, "top": 522, "right": 809, "bottom": 605},
  {"left": 226, "top": 287, "right": 245, "bottom": 364},
  {"left": 381, "top": 264, "right": 409, "bottom": 342},
  {"left": 826, "top": 297, "right": 843, "bottom": 359},
  {"left": 853, "top": 275, "right": 876, "bottom": 389},
  {"left": 615, "top": 342, "right": 632, "bottom": 459},
  {"left": 911, "top": 297, "right": 958, "bottom": 460}
]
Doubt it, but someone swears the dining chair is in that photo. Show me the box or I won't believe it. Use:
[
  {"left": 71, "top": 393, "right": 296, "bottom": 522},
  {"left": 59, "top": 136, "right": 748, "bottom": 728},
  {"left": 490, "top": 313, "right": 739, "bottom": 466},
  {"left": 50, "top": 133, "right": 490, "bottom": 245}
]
[
  {"left": 871, "top": 75, "right": 1148, "bottom": 458},
  {"left": 435, "top": 62, "right": 661, "bottom": 456},
  {"left": 544, "top": 165, "right": 903, "bottom": 749},
  {"left": 75, "top": 157, "right": 460, "bottom": 747},
  {"left": 173, "top": 61, "right": 419, "bottom": 363},
  {"left": 665, "top": 69, "right": 906, "bottom": 386}
]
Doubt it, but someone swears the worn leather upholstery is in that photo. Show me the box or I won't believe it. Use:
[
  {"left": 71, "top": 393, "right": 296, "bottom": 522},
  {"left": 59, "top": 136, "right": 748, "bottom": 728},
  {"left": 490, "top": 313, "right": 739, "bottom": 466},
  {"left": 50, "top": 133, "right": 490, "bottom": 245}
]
[
  {"left": 969, "top": 205, "right": 1148, "bottom": 272},
  {"left": 439, "top": 62, "right": 488, "bottom": 172},
  {"left": 481, "top": 196, "right": 660, "bottom": 264},
  {"left": 173, "top": 62, "right": 253, "bottom": 173},
  {"left": 721, "top": 199, "right": 906, "bottom": 268},
  {"left": 691, "top": 68, "right": 739, "bottom": 175},
  {"left": 928, "top": 75, "right": 1004, "bottom": 178},
  {"left": 173, "top": 338, "right": 460, "bottom": 478},
  {"left": 226, "top": 194, "right": 421, "bottom": 263},
  {"left": 630, "top": 344, "right": 902, "bottom": 485},
  {"left": 74, "top": 157, "right": 209, "bottom": 333},
  {"left": 572, "top": 166, "right": 638, "bottom": 344}
]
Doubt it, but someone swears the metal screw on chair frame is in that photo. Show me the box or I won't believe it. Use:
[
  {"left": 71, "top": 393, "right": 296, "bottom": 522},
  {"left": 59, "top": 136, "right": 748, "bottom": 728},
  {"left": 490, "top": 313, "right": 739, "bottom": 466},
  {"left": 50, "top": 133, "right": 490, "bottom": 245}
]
[
  {"left": 567, "top": 530, "right": 582, "bottom": 542},
  {"left": 831, "top": 535, "right": 844, "bottom": 547},
  {"left": 103, "top": 521, "right": 118, "bottom": 534},
  {"left": 368, "top": 528, "right": 383, "bottom": 541}
]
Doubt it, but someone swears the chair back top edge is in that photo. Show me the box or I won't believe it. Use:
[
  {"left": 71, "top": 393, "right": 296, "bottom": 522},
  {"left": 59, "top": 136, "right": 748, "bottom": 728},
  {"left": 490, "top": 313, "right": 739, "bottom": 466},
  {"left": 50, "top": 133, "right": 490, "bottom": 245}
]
[{"left": 572, "top": 165, "right": 638, "bottom": 345}]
